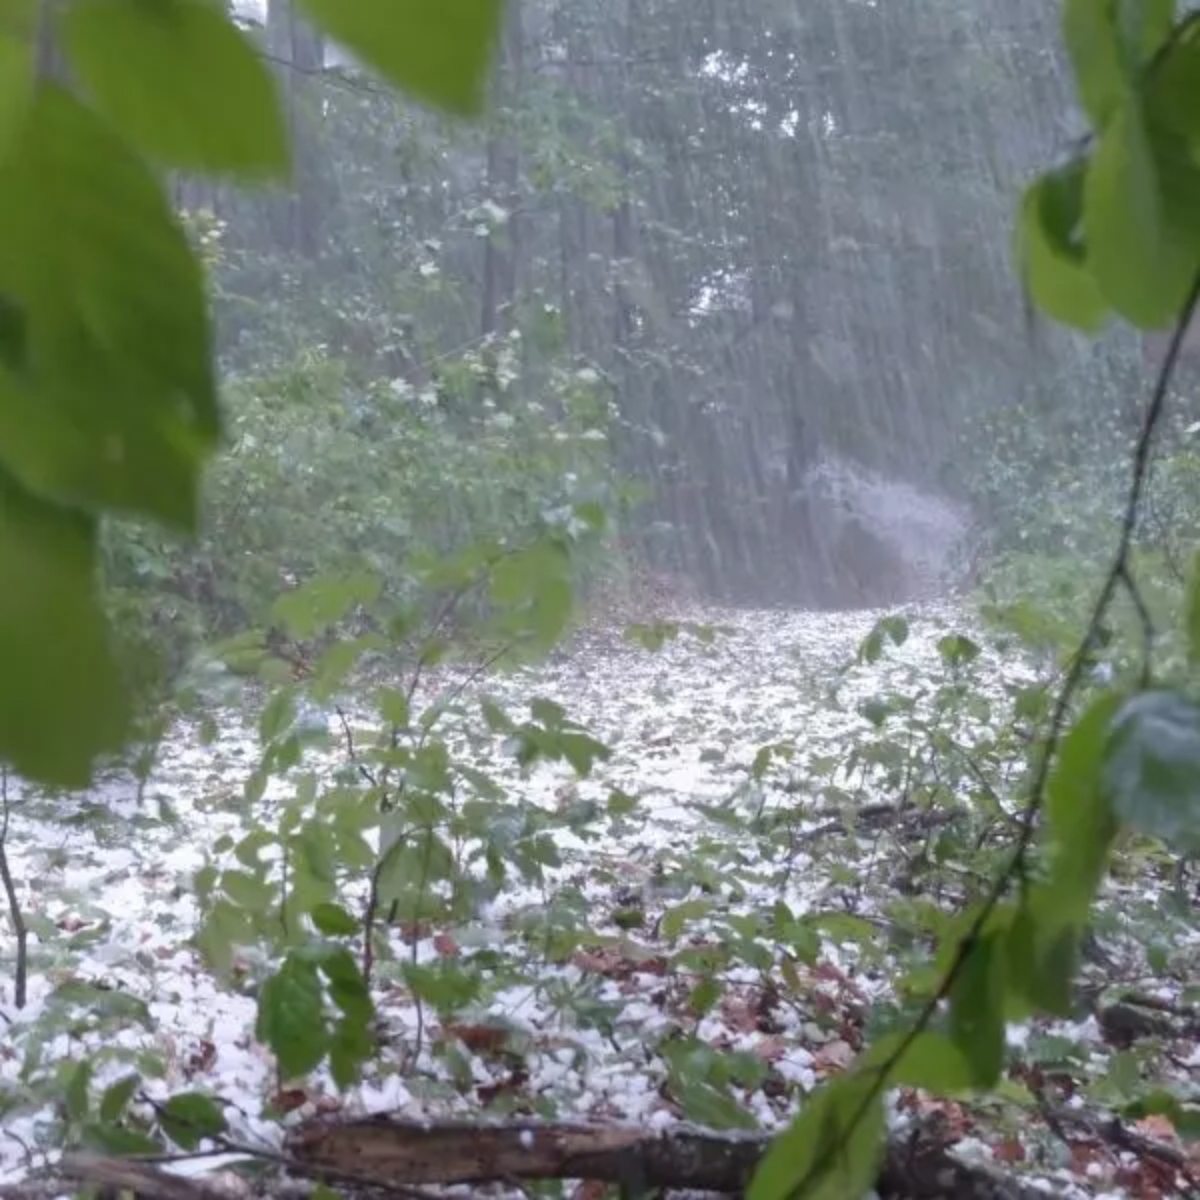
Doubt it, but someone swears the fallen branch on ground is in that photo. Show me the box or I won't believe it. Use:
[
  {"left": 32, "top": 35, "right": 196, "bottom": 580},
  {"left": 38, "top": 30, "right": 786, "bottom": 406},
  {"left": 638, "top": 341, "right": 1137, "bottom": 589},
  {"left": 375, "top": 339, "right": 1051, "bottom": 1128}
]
[{"left": 282, "top": 1112, "right": 1052, "bottom": 1200}]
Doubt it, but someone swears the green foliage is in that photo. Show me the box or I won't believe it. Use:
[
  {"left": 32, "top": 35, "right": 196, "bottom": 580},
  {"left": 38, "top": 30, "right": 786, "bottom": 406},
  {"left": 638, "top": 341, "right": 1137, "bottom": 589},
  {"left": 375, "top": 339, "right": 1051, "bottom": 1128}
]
[
  {"left": 0, "top": 0, "right": 504, "bottom": 786},
  {"left": 9, "top": 0, "right": 1200, "bottom": 1195},
  {"left": 1022, "top": 3, "right": 1200, "bottom": 331},
  {"left": 749, "top": 1073, "right": 884, "bottom": 1200},
  {"left": 102, "top": 343, "right": 620, "bottom": 665},
  {"left": 0, "top": 475, "right": 129, "bottom": 785},
  {"left": 158, "top": 1093, "right": 228, "bottom": 1150},
  {"left": 185, "top": 538, "right": 617, "bottom": 1089},
  {"left": 62, "top": 0, "right": 290, "bottom": 176},
  {"left": 296, "top": 0, "right": 504, "bottom": 116},
  {"left": 948, "top": 932, "right": 1007, "bottom": 1087},
  {"left": 1018, "top": 163, "right": 1106, "bottom": 330}
]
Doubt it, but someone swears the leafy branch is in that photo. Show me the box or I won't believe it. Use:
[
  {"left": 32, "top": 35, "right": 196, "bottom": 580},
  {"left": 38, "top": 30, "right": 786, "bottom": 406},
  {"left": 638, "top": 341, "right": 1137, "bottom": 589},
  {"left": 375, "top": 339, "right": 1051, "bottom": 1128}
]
[{"left": 753, "top": 274, "right": 1200, "bottom": 1200}]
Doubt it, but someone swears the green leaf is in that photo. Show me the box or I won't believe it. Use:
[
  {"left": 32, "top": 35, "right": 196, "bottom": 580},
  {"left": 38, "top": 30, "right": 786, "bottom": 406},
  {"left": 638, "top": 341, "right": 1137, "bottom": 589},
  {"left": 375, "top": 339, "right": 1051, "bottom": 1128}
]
[
  {"left": 948, "top": 934, "right": 1007, "bottom": 1088},
  {"left": 1007, "top": 696, "right": 1122, "bottom": 1017},
  {"left": 672, "top": 1076, "right": 757, "bottom": 1130},
  {"left": 687, "top": 976, "right": 722, "bottom": 1018},
  {"left": 317, "top": 947, "right": 374, "bottom": 1025},
  {"left": 271, "top": 570, "right": 381, "bottom": 640},
  {"left": 0, "top": 474, "right": 129, "bottom": 787},
  {"left": 558, "top": 731, "right": 610, "bottom": 776},
  {"left": 856, "top": 615, "right": 909, "bottom": 665},
  {"left": 329, "top": 1016, "right": 374, "bottom": 1090},
  {"left": 862, "top": 1030, "right": 975, "bottom": 1093},
  {"left": 1019, "top": 162, "right": 1109, "bottom": 331},
  {"left": 62, "top": 0, "right": 289, "bottom": 177},
  {"left": 748, "top": 1073, "right": 885, "bottom": 1200},
  {"left": 661, "top": 899, "right": 714, "bottom": 941},
  {"left": 1085, "top": 101, "right": 1197, "bottom": 326},
  {"left": 234, "top": 830, "right": 274, "bottom": 870},
  {"left": 490, "top": 539, "right": 575, "bottom": 650},
  {"left": 1146, "top": 19, "right": 1200, "bottom": 144},
  {"left": 311, "top": 902, "right": 359, "bottom": 937},
  {"left": 1104, "top": 689, "right": 1200, "bottom": 855},
  {"left": 377, "top": 686, "right": 410, "bottom": 727},
  {"left": 625, "top": 620, "right": 680, "bottom": 651},
  {"left": 1063, "top": 0, "right": 1170, "bottom": 127},
  {"left": 0, "top": 85, "right": 218, "bottom": 529},
  {"left": 160, "top": 1092, "right": 227, "bottom": 1150},
  {"left": 98, "top": 1074, "right": 140, "bottom": 1123},
  {"left": 256, "top": 957, "right": 328, "bottom": 1079},
  {"left": 403, "top": 961, "right": 483, "bottom": 1016},
  {"left": 297, "top": 823, "right": 337, "bottom": 884},
  {"left": 221, "top": 869, "right": 276, "bottom": 912},
  {"left": 931, "top": 633, "right": 979, "bottom": 672},
  {"left": 1007, "top": 901, "right": 1080, "bottom": 1018},
  {"left": 80, "top": 1123, "right": 162, "bottom": 1155},
  {"left": 259, "top": 688, "right": 297, "bottom": 745},
  {"left": 296, "top": 0, "right": 504, "bottom": 117},
  {"left": 65, "top": 1059, "right": 93, "bottom": 1122},
  {"left": 195, "top": 899, "right": 257, "bottom": 976},
  {"left": 1044, "top": 692, "right": 1124, "bottom": 926}
]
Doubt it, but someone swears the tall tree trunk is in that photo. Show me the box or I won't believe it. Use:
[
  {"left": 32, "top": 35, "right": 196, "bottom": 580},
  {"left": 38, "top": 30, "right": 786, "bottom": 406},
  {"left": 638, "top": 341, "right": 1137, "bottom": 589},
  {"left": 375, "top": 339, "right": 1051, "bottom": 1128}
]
[
  {"left": 480, "top": 0, "right": 523, "bottom": 340},
  {"left": 266, "top": 0, "right": 325, "bottom": 256}
]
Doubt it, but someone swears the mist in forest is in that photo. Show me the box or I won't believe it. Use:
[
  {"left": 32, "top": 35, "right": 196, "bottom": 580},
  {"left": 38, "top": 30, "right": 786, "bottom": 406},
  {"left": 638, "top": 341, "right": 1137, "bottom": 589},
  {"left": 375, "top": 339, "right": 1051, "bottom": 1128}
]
[{"left": 209, "top": 0, "right": 1148, "bottom": 615}]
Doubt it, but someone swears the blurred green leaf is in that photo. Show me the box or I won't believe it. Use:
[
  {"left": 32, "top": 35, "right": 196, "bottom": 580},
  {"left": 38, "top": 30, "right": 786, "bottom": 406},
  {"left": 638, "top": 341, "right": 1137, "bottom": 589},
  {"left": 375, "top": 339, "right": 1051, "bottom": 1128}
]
[
  {"left": 221, "top": 869, "right": 276, "bottom": 912},
  {"left": 98, "top": 1074, "right": 140, "bottom": 1124},
  {"left": 80, "top": 1123, "right": 162, "bottom": 1155},
  {"left": 1008, "top": 695, "right": 1121, "bottom": 1016},
  {"left": 296, "top": 0, "right": 504, "bottom": 117},
  {"left": 1063, "top": 0, "right": 1171, "bottom": 127},
  {"left": 1085, "top": 101, "right": 1196, "bottom": 327},
  {"left": 256, "top": 957, "right": 328, "bottom": 1079},
  {"left": 65, "top": 1059, "right": 93, "bottom": 1122},
  {"left": 748, "top": 1073, "right": 885, "bottom": 1200},
  {"left": 0, "top": 85, "right": 218, "bottom": 528},
  {"left": 311, "top": 902, "right": 360, "bottom": 937},
  {"left": 272, "top": 570, "right": 382, "bottom": 640},
  {"left": 63, "top": 0, "right": 289, "bottom": 176},
  {"left": 0, "top": 473, "right": 129, "bottom": 786},
  {"left": 948, "top": 933, "right": 1007, "bottom": 1087},
  {"left": 1105, "top": 688, "right": 1200, "bottom": 855},
  {"left": 1019, "top": 162, "right": 1108, "bottom": 331},
  {"left": 863, "top": 1030, "right": 975, "bottom": 1093},
  {"left": 160, "top": 1092, "right": 228, "bottom": 1150}
]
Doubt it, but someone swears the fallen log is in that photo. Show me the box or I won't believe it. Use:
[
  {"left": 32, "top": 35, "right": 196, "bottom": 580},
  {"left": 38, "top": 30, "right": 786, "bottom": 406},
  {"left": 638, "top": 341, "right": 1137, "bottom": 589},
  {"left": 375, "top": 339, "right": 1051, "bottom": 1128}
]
[
  {"left": 285, "top": 1113, "right": 1051, "bottom": 1200},
  {"left": 56, "top": 1152, "right": 230, "bottom": 1200}
]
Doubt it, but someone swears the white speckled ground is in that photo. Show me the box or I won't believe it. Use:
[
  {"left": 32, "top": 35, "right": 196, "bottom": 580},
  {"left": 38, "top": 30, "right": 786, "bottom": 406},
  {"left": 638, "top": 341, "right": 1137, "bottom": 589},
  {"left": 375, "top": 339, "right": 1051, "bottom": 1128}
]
[{"left": 0, "top": 601, "right": 1169, "bottom": 1197}]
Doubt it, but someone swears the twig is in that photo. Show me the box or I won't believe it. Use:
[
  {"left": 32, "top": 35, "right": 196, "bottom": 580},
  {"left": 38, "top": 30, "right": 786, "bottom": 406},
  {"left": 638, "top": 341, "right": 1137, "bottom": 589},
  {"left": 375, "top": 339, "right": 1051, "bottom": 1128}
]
[{"left": 0, "top": 766, "right": 28, "bottom": 1009}]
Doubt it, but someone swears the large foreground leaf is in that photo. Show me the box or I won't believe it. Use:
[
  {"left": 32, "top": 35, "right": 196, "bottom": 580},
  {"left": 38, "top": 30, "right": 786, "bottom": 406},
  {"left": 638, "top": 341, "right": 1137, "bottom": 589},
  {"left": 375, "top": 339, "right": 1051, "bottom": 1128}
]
[
  {"left": 1084, "top": 101, "right": 1198, "bottom": 327},
  {"left": 748, "top": 1074, "right": 884, "bottom": 1200},
  {"left": 62, "top": 0, "right": 289, "bottom": 177},
  {"left": 1018, "top": 161, "right": 1108, "bottom": 331},
  {"left": 297, "top": 0, "right": 504, "bottom": 116},
  {"left": 0, "top": 85, "right": 219, "bottom": 529},
  {"left": 0, "top": 470, "right": 129, "bottom": 786}
]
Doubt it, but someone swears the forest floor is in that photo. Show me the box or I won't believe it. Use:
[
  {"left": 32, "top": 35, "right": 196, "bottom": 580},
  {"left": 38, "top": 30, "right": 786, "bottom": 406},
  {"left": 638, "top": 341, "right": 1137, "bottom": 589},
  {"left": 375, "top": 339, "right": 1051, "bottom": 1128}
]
[{"left": 0, "top": 598, "right": 1198, "bottom": 1199}]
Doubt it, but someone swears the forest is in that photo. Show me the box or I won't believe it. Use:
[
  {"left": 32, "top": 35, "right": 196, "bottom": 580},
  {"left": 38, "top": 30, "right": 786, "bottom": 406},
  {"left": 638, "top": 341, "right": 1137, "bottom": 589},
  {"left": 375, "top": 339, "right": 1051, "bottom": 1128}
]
[{"left": 1, "top": 1, "right": 1200, "bottom": 1198}]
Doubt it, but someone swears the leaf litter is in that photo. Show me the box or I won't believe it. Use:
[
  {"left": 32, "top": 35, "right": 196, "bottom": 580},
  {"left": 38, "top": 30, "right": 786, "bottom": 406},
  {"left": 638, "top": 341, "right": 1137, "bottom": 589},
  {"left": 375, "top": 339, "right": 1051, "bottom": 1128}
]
[{"left": 0, "top": 597, "right": 1198, "bottom": 1198}]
